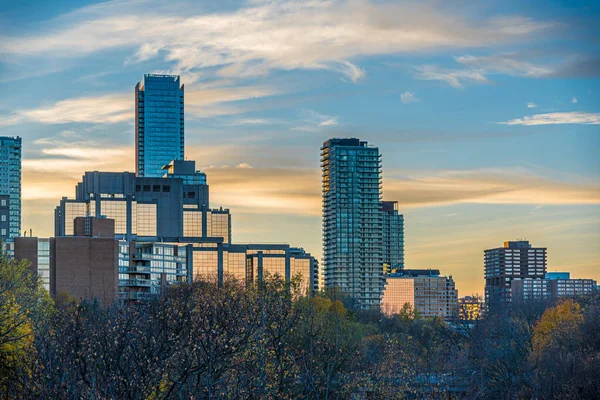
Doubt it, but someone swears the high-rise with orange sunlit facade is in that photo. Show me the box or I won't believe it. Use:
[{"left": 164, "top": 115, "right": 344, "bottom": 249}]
[
  {"left": 321, "top": 138, "right": 383, "bottom": 308},
  {"left": 136, "top": 74, "right": 184, "bottom": 178}
]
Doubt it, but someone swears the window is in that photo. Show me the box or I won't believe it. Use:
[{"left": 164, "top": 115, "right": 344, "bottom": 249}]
[
  {"left": 136, "top": 203, "right": 157, "bottom": 236},
  {"left": 153, "top": 185, "right": 160, "bottom": 192},
  {"left": 162, "top": 185, "right": 170, "bottom": 192},
  {"left": 183, "top": 211, "right": 202, "bottom": 237},
  {"left": 1, "top": 229, "right": 5, "bottom": 236},
  {"left": 187, "top": 192, "right": 195, "bottom": 199},
  {"left": 136, "top": 185, "right": 141, "bottom": 192},
  {"left": 0, "top": 199, "right": 5, "bottom": 206},
  {"left": 143, "top": 185, "right": 151, "bottom": 192},
  {"left": 0, "top": 214, "right": 5, "bottom": 222}
]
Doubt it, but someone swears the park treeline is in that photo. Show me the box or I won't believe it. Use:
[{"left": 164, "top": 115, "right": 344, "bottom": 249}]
[{"left": 1, "top": 255, "right": 599, "bottom": 399}]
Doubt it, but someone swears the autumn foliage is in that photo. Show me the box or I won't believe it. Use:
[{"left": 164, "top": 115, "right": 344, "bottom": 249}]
[{"left": 1, "top": 251, "right": 599, "bottom": 399}]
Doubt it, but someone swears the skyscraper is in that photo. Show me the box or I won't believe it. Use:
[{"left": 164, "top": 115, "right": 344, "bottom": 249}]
[
  {"left": 484, "top": 240, "right": 547, "bottom": 305},
  {"left": 381, "top": 201, "right": 404, "bottom": 272},
  {"left": 321, "top": 138, "right": 383, "bottom": 308},
  {"left": 135, "top": 74, "right": 184, "bottom": 177},
  {"left": 0, "top": 136, "right": 21, "bottom": 241}
]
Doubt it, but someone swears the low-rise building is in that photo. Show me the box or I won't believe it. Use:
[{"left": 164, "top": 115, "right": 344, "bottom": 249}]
[
  {"left": 15, "top": 217, "right": 118, "bottom": 303},
  {"left": 511, "top": 271, "right": 596, "bottom": 302},
  {"left": 382, "top": 269, "right": 458, "bottom": 320},
  {"left": 458, "top": 296, "right": 484, "bottom": 322}
]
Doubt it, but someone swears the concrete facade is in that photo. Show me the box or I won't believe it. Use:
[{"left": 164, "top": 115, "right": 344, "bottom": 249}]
[{"left": 382, "top": 269, "right": 458, "bottom": 321}]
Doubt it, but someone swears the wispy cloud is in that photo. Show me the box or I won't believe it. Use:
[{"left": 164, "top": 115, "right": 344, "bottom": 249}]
[
  {"left": 456, "top": 53, "right": 553, "bottom": 77},
  {"left": 414, "top": 53, "right": 559, "bottom": 88},
  {"left": 499, "top": 112, "right": 600, "bottom": 126},
  {"left": 527, "top": 102, "right": 537, "bottom": 108},
  {"left": 0, "top": 83, "right": 279, "bottom": 126},
  {"left": 385, "top": 168, "right": 600, "bottom": 207},
  {"left": 400, "top": 91, "right": 419, "bottom": 104},
  {"left": 572, "top": 96, "right": 578, "bottom": 104},
  {"left": 293, "top": 109, "right": 339, "bottom": 132},
  {"left": 413, "top": 65, "right": 488, "bottom": 88},
  {"left": 0, "top": 94, "right": 131, "bottom": 126},
  {"left": 0, "top": 0, "right": 553, "bottom": 83}
]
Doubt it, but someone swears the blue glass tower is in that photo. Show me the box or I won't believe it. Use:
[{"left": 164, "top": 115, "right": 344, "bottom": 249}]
[
  {"left": 321, "top": 138, "right": 383, "bottom": 308},
  {"left": 381, "top": 201, "right": 404, "bottom": 272},
  {"left": 0, "top": 136, "right": 21, "bottom": 241},
  {"left": 135, "top": 74, "right": 184, "bottom": 177}
]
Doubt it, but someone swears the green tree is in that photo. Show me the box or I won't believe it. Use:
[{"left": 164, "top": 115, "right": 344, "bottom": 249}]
[{"left": 0, "top": 251, "right": 53, "bottom": 396}]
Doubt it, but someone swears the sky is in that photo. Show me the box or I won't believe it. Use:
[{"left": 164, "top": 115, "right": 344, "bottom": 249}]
[{"left": 0, "top": 0, "right": 599, "bottom": 295}]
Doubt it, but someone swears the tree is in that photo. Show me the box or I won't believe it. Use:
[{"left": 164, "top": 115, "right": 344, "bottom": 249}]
[
  {"left": 0, "top": 252, "right": 53, "bottom": 396},
  {"left": 531, "top": 298, "right": 600, "bottom": 399}
]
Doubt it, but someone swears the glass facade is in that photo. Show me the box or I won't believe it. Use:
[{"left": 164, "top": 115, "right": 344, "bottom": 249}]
[
  {"left": 0, "top": 136, "right": 21, "bottom": 241},
  {"left": 210, "top": 211, "right": 231, "bottom": 243},
  {"left": 119, "top": 241, "right": 189, "bottom": 300},
  {"left": 381, "top": 201, "right": 404, "bottom": 271},
  {"left": 136, "top": 203, "right": 157, "bottom": 236},
  {"left": 64, "top": 202, "right": 87, "bottom": 235},
  {"left": 291, "top": 257, "right": 311, "bottom": 294},
  {"left": 225, "top": 250, "right": 247, "bottom": 281},
  {"left": 55, "top": 171, "right": 226, "bottom": 241},
  {"left": 100, "top": 200, "right": 128, "bottom": 235},
  {"left": 183, "top": 210, "right": 203, "bottom": 237},
  {"left": 381, "top": 277, "right": 414, "bottom": 316},
  {"left": 37, "top": 239, "right": 50, "bottom": 292},
  {"left": 136, "top": 74, "right": 184, "bottom": 178},
  {"left": 321, "top": 138, "right": 383, "bottom": 308},
  {"left": 193, "top": 248, "right": 219, "bottom": 280}
]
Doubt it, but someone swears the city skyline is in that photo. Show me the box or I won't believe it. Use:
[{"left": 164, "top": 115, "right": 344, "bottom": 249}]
[{"left": 1, "top": 0, "right": 599, "bottom": 295}]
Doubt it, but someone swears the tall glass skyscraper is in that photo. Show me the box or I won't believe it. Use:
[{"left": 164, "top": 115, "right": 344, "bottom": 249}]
[
  {"left": 321, "top": 138, "right": 383, "bottom": 308},
  {"left": 135, "top": 74, "right": 184, "bottom": 177},
  {"left": 381, "top": 201, "right": 404, "bottom": 272},
  {"left": 0, "top": 136, "right": 21, "bottom": 241}
]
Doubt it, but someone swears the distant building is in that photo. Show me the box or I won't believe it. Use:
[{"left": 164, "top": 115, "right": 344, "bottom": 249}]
[
  {"left": 484, "top": 240, "right": 547, "bottom": 305},
  {"left": 0, "top": 136, "right": 21, "bottom": 241},
  {"left": 458, "top": 296, "right": 484, "bottom": 322},
  {"left": 136, "top": 74, "right": 184, "bottom": 178},
  {"left": 54, "top": 160, "right": 318, "bottom": 299},
  {"left": 322, "top": 138, "right": 383, "bottom": 308},
  {"left": 381, "top": 276, "right": 414, "bottom": 315},
  {"left": 511, "top": 271, "right": 596, "bottom": 302},
  {"left": 382, "top": 269, "right": 458, "bottom": 321},
  {"left": 54, "top": 160, "right": 220, "bottom": 241},
  {"left": 545, "top": 271, "right": 570, "bottom": 280},
  {"left": 15, "top": 217, "right": 118, "bottom": 303},
  {"left": 381, "top": 201, "right": 404, "bottom": 272}
]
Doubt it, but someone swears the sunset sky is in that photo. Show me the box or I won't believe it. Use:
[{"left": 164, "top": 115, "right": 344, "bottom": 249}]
[{"left": 1, "top": 0, "right": 598, "bottom": 295}]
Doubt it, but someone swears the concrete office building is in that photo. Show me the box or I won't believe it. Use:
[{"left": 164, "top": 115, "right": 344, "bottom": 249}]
[
  {"left": 322, "top": 138, "right": 383, "bottom": 308},
  {"left": 381, "top": 269, "right": 458, "bottom": 320},
  {"left": 54, "top": 160, "right": 223, "bottom": 241},
  {"left": 511, "top": 272, "right": 596, "bottom": 302},
  {"left": 136, "top": 74, "right": 185, "bottom": 178},
  {"left": 381, "top": 201, "right": 404, "bottom": 272},
  {"left": 15, "top": 217, "right": 118, "bottom": 303},
  {"left": 54, "top": 159, "right": 318, "bottom": 298},
  {"left": 0, "top": 136, "right": 21, "bottom": 241},
  {"left": 484, "top": 240, "right": 547, "bottom": 305}
]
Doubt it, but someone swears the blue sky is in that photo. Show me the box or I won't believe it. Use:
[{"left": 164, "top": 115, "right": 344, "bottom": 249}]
[{"left": 0, "top": 0, "right": 598, "bottom": 294}]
